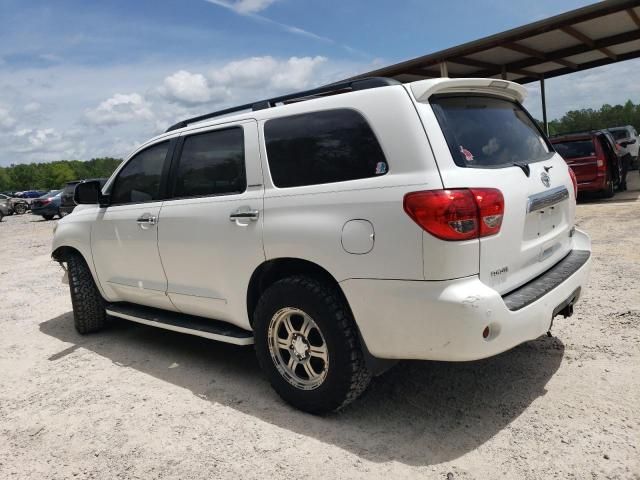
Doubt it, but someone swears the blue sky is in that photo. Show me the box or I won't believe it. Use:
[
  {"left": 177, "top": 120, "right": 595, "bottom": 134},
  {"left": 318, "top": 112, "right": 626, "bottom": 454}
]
[{"left": 1, "top": 0, "right": 639, "bottom": 165}]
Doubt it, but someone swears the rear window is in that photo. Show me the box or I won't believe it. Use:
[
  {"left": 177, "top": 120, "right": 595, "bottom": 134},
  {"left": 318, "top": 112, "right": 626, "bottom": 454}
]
[
  {"left": 608, "top": 129, "right": 628, "bottom": 141},
  {"left": 264, "top": 109, "right": 388, "bottom": 188},
  {"left": 553, "top": 140, "right": 595, "bottom": 159},
  {"left": 431, "top": 95, "right": 552, "bottom": 168}
]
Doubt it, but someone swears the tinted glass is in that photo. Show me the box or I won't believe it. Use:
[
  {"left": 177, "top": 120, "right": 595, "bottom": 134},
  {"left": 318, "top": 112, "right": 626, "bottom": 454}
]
[
  {"left": 431, "top": 96, "right": 552, "bottom": 168},
  {"left": 174, "top": 128, "right": 245, "bottom": 198},
  {"left": 264, "top": 109, "right": 388, "bottom": 188},
  {"left": 609, "top": 129, "right": 628, "bottom": 140},
  {"left": 111, "top": 142, "right": 168, "bottom": 204},
  {"left": 553, "top": 140, "right": 595, "bottom": 159}
]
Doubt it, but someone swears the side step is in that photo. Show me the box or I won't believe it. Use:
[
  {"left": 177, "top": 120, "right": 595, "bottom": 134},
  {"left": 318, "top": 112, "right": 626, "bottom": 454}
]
[{"left": 105, "top": 302, "right": 254, "bottom": 346}]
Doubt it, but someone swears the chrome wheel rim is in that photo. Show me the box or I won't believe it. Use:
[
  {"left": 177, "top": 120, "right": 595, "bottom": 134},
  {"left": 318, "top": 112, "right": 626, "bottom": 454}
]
[{"left": 267, "top": 307, "right": 329, "bottom": 390}]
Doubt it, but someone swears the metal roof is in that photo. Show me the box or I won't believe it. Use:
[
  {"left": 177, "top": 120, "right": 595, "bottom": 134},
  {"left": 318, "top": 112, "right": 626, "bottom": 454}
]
[{"left": 349, "top": 0, "right": 640, "bottom": 85}]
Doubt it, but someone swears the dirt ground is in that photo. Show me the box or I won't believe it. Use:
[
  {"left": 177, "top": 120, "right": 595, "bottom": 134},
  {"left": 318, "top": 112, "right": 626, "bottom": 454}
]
[{"left": 1, "top": 175, "right": 639, "bottom": 480}]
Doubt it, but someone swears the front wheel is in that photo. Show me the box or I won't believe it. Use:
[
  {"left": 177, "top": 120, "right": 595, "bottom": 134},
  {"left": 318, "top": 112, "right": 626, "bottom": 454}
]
[
  {"left": 67, "top": 253, "right": 106, "bottom": 334},
  {"left": 253, "top": 276, "right": 371, "bottom": 414},
  {"left": 42, "top": 214, "right": 55, "bottom": 221}
]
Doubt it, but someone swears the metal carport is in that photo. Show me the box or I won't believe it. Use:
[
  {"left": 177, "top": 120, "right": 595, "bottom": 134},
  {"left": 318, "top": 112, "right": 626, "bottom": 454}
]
[{"left": 348, "top": 0, "right": 640, "bottom": 133}]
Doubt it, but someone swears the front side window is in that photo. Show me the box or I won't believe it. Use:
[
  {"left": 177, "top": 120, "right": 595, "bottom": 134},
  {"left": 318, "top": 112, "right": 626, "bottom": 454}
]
[
  {"left": 431, "top": 95, "right": 552, "bottom": 168},
  {"left": 609, "top": 129, "right": 628, "bottom": 141},
  {"left": 110, "top": 142, "right": 169, "bottom": 204},
  {"left": 264, "top": 109, "right": 388, "bottom": 188},
  {"left": 173, "top": 127, "right": 246, "bottom": 198}
]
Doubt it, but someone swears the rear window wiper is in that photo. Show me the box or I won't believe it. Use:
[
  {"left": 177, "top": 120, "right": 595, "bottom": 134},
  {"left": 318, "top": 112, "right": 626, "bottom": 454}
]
[{"left": 513, "top": 162, "right": 530, "bottom": 177}]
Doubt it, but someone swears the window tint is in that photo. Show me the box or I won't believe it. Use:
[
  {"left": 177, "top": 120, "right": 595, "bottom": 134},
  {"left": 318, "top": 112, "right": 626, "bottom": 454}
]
[
  {"left": 264, "top": 109, "right": 388, "bottom": 188},
  {"left": 431, "top": 95, "right": 552, "bottom": 168},
  {"left": 553, "top": 140, "right": 595, "bottom": 159},
  {"left": 111, "top": 142, "right": 169, "bottom": 204},
  {"left": 174, "top": 128, "right": 246, "bottom": 198},
  {"left": 609, "top": 129, "right": 628, "bottom": 141}
]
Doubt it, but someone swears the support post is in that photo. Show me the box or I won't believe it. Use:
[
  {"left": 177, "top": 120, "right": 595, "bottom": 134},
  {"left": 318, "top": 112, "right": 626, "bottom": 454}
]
[
  {"left": 440, "top": 62, "right": 448, "bottom": 77},
  {"left": 540, "top": 76, "right": 548, "bottom": 136}
]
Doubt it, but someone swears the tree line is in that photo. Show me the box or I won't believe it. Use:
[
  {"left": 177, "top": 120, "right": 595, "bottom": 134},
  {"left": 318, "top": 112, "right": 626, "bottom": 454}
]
[
  {"left": 0, "top": 158, "right": 122, "bottom": 192},
  {"left": 544, "top": 100, "right": 640, "bottom": 136}
]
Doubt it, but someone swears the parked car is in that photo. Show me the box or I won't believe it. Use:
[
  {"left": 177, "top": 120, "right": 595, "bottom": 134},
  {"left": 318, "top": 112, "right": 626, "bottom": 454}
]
[
  {"left": 31, "top": 190, "right": 62, "bottom": 220},
  {"left": 551, "top": 130, "right": 621, "bottom": 197},
  {"left": 0, "top": 196, "right": 11, "bottom": 221},
  {"left": 60, "top": 178, "right": 108, "bottom": 216},
  {"left": 52, "top": 77, "right": 591, "bottom": 413},
  {"left": 608, "top": 125, "right": 639, "bottom": 170}
]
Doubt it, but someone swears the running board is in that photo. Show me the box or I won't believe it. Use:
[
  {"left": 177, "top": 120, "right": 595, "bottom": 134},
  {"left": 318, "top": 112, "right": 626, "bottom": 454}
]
[{"left": 105, "top": 302, "right": 254, "bottom": 346}]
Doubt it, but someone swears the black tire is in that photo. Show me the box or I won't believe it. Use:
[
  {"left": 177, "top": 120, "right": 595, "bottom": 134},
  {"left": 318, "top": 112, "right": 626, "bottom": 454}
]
[
  {"left": 253, "top": 275, "right": 371, "bottom": 414},
  {"left": 13, "top": 203, "right": 27, "bottom": 215},
  {"left": 0, "top": 211, "right": 3, "bottom": 222},
  {"left": 601, "top": 169, "right": 615, "bottom": 198},
  {"left": 67, "top": 252, "right": 106, "bottom": 334},
  {"left": 42, "top": 214, "right": 54, "bottom": 220}
]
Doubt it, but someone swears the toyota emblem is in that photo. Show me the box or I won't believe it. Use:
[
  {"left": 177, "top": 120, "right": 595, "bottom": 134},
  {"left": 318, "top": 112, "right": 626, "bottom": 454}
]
[{"left": 540, "top": 171, "right": 551, "bottom": 188}]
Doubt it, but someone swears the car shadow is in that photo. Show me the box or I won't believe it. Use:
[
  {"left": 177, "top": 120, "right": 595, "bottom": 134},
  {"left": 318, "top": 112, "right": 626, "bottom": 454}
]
[{"left": 40, "top": 312, "right": 564, "bottom": 466}]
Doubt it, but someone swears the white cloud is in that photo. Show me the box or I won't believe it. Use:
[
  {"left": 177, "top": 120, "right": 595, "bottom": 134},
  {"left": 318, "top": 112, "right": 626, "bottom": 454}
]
[
  {"left": 0, "top": 106, "right": 16, "bottom": 128},
  {"left": 160, "top": 70, "right": 226, "bottom": 105},
  {"left": 23, "top": 102, "right": 41, "bottom": 113},
  {"left": 209, "top": 55, "right": 327, "bottom": 93},
  {"left": 85, "top": 93, "right": 153, "bottom": 126},
  {"left": 205, "top": 0, "right": 277, "bottom": 14}
]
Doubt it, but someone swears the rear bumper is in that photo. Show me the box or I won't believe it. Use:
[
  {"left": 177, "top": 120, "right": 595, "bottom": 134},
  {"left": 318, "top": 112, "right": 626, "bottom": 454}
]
[
  {"left": 577, "top": 178, "right": 606, "bottom": 192},
  {"left": 31, "top": 204, "right": 58, "bottom": 216},
  {"left": 342, "top": 229, "right": 591, "bottom": 361}
]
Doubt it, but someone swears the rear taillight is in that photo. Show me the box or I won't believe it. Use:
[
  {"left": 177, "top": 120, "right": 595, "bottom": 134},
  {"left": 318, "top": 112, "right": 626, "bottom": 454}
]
[
  {"left": 568, "top": 167, "right": 578, "bottom": 198},
  {"left": 403, "top": 188, "right": 504, "bottom": 241}
]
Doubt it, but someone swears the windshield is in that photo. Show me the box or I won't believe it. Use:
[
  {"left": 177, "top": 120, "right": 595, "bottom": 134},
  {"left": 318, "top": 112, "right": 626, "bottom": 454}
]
[
  {"left": 553, "top": 140, "right": 595, "bottom": 159},
  {"left": 608, "top": 129, "right": 628, "bottom": 141},
  {"left": 431, "top": 95, "right": 552, "bottom": 168}
]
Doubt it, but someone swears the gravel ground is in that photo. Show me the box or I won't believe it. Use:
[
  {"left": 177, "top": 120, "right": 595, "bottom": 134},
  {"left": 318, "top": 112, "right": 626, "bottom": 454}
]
[{"left": 1, "top": 175, "right": 639, "bottom": 480}]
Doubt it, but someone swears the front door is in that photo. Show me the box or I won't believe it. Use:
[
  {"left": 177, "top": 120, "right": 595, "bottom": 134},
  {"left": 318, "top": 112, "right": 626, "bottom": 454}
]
[
  {"left": 92, "top": 140, "right": 176, "bottom": 310},
  {"left": 157, "top": 121, "right": 265, "bottom": 329}
]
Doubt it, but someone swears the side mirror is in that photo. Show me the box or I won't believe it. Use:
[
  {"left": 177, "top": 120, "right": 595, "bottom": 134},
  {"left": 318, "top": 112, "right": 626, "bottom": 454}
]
[{"left": 74, "top": 180, "right": 108, "bottom": 206}]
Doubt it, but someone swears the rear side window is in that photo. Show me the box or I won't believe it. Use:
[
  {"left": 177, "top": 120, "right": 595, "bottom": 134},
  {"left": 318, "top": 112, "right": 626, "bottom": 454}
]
[
  {"left": 111, "top": 142, "right": 169, "bottom": 204},
  {"left": 431, "top": 95, "right": 552, "bottom": 168},
  {"left": 264, "top": 109, "right": 387, "bottom": 188},
  {"left": 553, "top": 140, "right": 595, "bottom": 159},
  {"left": 173, "top": 127, "right": 245, "bottom": 198}
]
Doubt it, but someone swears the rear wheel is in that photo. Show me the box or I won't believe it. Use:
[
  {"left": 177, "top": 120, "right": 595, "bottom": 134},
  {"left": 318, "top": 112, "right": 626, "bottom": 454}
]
[
  {"left": 42, "top": 214, "right": 54, "bottom": 221},
  {"left": 601, "top": 169, "right": 615, "bottom": 198},
  {"left": 0, "top": 211, "right": 3, "bottom": 222},
  {"left": 253, "top": 276, "right": 371, "bottom": 414},
  {"left": 67, "top": 252, "right": 106, "bottom": 334},
  {"left": 14, "top": 203, "right": 27, "bottom": 215}
]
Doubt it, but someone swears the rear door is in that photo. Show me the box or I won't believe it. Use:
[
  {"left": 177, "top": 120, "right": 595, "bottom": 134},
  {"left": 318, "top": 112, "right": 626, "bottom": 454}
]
[
  {"left": 427, "top": 94, "right": 575, "bottom": 294},
  {"left": 553, "top": 138, "right": 599, "bottom": 183},
  {"left": 156, "top": 120, "right": 264, "bottom": 329}
]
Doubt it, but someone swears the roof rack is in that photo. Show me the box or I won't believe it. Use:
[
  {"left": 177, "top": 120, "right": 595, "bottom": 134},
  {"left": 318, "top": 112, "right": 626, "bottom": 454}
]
[{"left": 165, "top": 77, "right": 400, "bottom": 133}]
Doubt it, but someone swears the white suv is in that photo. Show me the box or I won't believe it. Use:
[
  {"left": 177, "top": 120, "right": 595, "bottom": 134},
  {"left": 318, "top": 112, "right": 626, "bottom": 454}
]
[{"left": 52, "top": 77, "right": 591, "bottom": 413}]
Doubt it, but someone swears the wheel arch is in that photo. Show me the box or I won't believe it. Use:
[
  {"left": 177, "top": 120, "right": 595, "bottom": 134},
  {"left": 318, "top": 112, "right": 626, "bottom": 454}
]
[{"left": 246, "top": 258, "right": 348, "bottom": 328}]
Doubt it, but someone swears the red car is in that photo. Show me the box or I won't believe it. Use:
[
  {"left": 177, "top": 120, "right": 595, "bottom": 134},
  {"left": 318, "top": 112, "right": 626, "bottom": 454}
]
[{"left": 551, "top": 131, "right": 622, "bottom": 198}]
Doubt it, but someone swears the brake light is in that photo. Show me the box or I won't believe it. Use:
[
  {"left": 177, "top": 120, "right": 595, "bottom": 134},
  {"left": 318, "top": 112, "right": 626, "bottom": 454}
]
[
  {"left": 568, "top": 167, "right": 578, "bottom": 198},
  {"left": 403, "top": 188, "right": 504, "bottom": 241}
]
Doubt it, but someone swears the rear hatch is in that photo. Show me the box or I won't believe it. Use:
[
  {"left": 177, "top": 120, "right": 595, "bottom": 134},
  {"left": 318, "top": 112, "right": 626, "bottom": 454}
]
[
  {"left": 552, "top": 137, "right": 598, "bottom": 183},
  {"left": 422, "top": 88, "right": 576, "bottom": 294}
]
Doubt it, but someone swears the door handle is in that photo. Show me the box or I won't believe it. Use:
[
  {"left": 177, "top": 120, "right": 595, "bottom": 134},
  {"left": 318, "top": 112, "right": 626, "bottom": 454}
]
[
  {"left": 229, "top": 207, "right": 259, "bottom": 224},
  {"left": 136, "top": 215, "right": 157, "bottom": 225}
]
